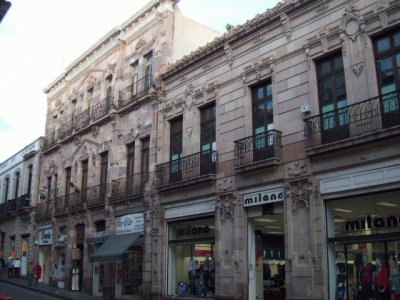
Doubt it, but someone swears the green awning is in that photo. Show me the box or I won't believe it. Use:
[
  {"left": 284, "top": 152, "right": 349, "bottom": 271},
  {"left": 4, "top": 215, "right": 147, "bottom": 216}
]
[{"left": 90, "top": 232, "right": 143, "bottom": 262}]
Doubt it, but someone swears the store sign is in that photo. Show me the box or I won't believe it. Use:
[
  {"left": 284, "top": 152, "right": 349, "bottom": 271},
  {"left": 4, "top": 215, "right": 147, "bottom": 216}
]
[
  {"left": 243, "top": 188, "right": 284, "bottom": 207},
  {"left": 39, "top": 228, "right": 53, "bottom": 245},
  {"left": 176, "top": 225, "right": 211, "bottom": 238},
  {"left": 343, "top": 214, "right": 400, "bottom": 232},
  {"left": 116, "top": 213, "right": 144, "bottom": 235}
]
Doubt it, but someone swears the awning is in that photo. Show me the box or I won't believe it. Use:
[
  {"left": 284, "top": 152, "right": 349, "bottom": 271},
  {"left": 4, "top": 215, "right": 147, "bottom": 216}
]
[{"left": 90, "top": 232, "right": 143, "bottom": 262}]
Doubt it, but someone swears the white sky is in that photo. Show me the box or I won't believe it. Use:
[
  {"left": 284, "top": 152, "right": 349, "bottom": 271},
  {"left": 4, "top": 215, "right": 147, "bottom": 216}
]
[{"left": 0, "top": 0, "right": 280, "bottom": 163}]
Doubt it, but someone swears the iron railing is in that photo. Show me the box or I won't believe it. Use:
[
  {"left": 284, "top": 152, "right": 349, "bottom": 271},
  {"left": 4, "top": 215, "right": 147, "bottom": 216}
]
[
  {"left": 43, "top": 129, "right": 61, "bottom": 150},
  {"left": 111, "top": 172, "right": 147, "bottom": 201},
  {"left": 36, "top": 200, "right": 52, "bottom": 220},
  {"left": 74, "top": 109, "right": 91, "bottom": 131},
  {"left": 91, "top": 97, "right": 113, "bottom": 121},
  {"left": 54, "top": 183, "right": 107, "bottom": 214},
  {"left": 118, "top": 76, "right": 153, "bottom": 109},
  {"left": 16, "top": 194, "right": 30, "bottom": 209},
  {"left": 60, "top": 119, "right": 74, "bottom": 140},
  {"left": 155, "top": 150, "right": 217, "bottom": 186},
  {"left": 304, "top": 91, "right": 400, "bottom": 148},
  {"left": 0, "top": 199, "right": 17, "bottom": 215},
  {"left": 234, "top": 130, "right": 282, "bottom": 167}
]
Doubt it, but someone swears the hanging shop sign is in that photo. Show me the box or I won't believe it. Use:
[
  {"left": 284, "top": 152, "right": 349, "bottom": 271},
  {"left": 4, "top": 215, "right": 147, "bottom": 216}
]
[
  {"left": 39, "top": 228, "right": 53, "bottom": 245},
  {"left": 116, "top": 213, "right": 144, "bottom": 235},
  {"left": 243, "top": 187, "right": 284, "bottom": 207}
]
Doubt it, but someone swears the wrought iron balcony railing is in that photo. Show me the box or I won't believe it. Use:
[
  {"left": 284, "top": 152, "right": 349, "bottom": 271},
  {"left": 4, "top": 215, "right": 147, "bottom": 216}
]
[
  {"left": 16, "top": 194, "right": 30, "bottom": 209},
  {"left": 91, "top": 97, "right": 113, "bottom": 121},
  {"left": 74, "top": 109, "right": 91, "bottom": 131},
  {"left": 111, "top": 172, "right": 147, "bottom": 201},
  {"left": 155, "top": 150, "right": 217, "bottom": 186},
  {"left": 36, "top": 200, "right": 52, "bottom": 220},
  {"left": 60, "top": 119, "right": 74, "bottom": 140},
  {"left": 118, "top": 76, "right": 153, "bottom": 109},
  {"left": 54, "top": 183, "right": 107, "bottom": 214},
  {"left": 234, "top": 130, "right": 282, "bottom": 168},
  {"left": 43, "top": 129, "right": 61, "bottom": 150},
  {"left": 304, "top": 91, "right": 400, "bottom": 148},
  {"left": 0, "top": 199, "right": 17, "bottom": 215}
]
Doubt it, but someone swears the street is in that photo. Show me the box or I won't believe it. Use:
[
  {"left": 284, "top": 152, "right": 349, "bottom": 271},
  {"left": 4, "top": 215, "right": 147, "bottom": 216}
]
[{"left": 0, "top": 281, "right": 59, "bottom": 300}]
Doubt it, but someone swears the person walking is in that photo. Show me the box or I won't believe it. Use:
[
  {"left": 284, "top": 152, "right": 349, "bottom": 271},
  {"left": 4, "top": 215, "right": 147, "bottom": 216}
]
[
  {"left": 7, "top": 256, "right": 14, "bottom": 278},
  {"left": 34, "top": 263, "right": 42, "bottom": 285},
  {"left": 50, "top": 263, "right": 59, "bottom": 293},
  {"left": 13, "top": 257, "right": 21, "bottom": 278},
  {"left": 27, "top": 261, "right": 34, "bottom": 286}
]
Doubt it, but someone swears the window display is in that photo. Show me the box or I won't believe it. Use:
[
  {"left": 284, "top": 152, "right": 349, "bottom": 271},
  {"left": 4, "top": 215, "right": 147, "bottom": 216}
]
[
  {"left": 121, "top": 249, "right": 142, "bottom": 295},
  {"left": 167, "top": 218, "right": 215, "bottom": 298}
]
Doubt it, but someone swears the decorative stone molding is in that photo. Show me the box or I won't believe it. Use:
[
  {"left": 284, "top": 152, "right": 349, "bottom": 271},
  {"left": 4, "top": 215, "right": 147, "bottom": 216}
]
[
  {"left": 342, "top": 4, "right": 361, "bottom": 42},
  {"left": 103, "top": 62, "right": 116, "bottom": 80},
  {"left": 135, "top": 39, "right": 146, "bottom": 51},
  {"left": 316, "top": 4, "right": 329, "bottom": 13},
  {"left": 91, "top": 125, "right": 100, "bottom": 137},
  {"left": 151, "top": 194, "right": 161, "bottom": 218},
  {"left": 224, "top": 43, "right": 233, "bottom": 68},
  {"left": 280, "top": 12, "right": 291, "bottom": 40},
  {"left": 352, "top": 63, "right": 364, "bottom": 77},
  {"left": 79, "top": 145, "right": 90, "bottom": 162}
]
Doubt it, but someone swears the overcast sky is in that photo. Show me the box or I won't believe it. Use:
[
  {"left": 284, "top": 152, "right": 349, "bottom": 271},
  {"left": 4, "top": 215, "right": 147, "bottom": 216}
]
[{"left": 0, "top": 0, "right": 280, "bottom": 163}]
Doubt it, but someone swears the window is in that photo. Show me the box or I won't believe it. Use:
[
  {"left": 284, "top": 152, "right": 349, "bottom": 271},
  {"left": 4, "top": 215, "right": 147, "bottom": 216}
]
[
  {"left": 100, "top": 152, "right": 108, "bottom": 197},
  {"left": 46, "top": 176, "right": 52, "bottom": 201},
  {"left": 374, "top": 29, "right": 400, "bottom": 127},
  {"left": 131, "top": 61, "right": 139, "bottom": 95},
  {"left": 106, "top": 76, "right": 113, "bottom": 101},
  {"left": 252, "top": 81, "right": 275, "bottom": 161},
  {"left": 71, "top": 99, "right": 77, "bottom": 127},
  {"left": 170, "top": 117, "right": 183, "bottom": 182},
  {"left": 95, "top": 220, "right": 106, "bottom": 233},
  {"left": 4, "top": 177, "right": 9, "bottom": 202},
  {"left": 141, "top": 138, "right": 150, "bottom": 184},
  {"left": 27, "top": 165, "right": 33, "bottom": 196},
  {"left": 54, "top": 174, "right": 58, "bottom": 197},
  {"left": 65, "top": 167, "right": 71, "bottom": 196},
  {"left": 14, "top": 172, "right": 20, "bottom": 199},
  {"left": 81, "top": 160, "right": 89, "bottom": 202},
  {"left": 144, "top": 52, "right": 153, "bottom": 88},
  {"left": 88, "top": 88, "right": 94, "bottom": 109},
  {"left": 127, "top": 143, "right": 135, "bottom": 193},
  {"left": 200, "top": 104, "right": 216, "bottom": 174},
  {"left": 316, "top": 52, "right": 349, "bottom": 143}
]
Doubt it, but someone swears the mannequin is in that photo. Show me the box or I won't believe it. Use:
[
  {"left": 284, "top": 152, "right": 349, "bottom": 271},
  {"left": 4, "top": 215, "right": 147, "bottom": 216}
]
[
  {"left": 374, "top": 258, "right": 389, "bottom": 300},
  {"left": 360, "top": 254, "right": 373, "bottom": 299}
]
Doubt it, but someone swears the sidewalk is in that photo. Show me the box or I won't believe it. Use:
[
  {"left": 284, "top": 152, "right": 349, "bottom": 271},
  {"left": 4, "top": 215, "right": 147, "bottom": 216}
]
[{"left": 0, "top": 275, "right": 103, "bottom": 300}]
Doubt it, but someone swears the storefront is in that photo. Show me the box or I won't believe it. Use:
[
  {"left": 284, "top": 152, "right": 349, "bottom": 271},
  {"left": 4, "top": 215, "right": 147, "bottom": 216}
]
[
  {"left": 167, "top": 217, "right": 216, "bottom": 298},
  {"left": 243, "top": 186, "right": 286, "bottom": 300},
  {"left": 326, "top": 189, "right": 400, "bottom": 300},
  {"left": 90, "top": 212, "right": 144, "bottom": 299},
  {"left": 37, "top": 225, "right": 53, "bottom": 284}
]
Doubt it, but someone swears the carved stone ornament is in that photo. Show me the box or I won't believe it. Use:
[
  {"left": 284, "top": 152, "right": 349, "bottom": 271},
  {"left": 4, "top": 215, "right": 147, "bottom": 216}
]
[
  {"left": 135, "top": 39, "right": 146, "bottom": 51},
  {"left": 342, "top": 4, "right": 361, "bottom": 41},
  {"left": 103, "top": 62, "right": 116, "bottom": 80},
  {"left": 280, "top": 13, "right": 291, "bottom": 39},
  {"left": 316, "top": 4, "right": 329, "bottom": 13},
  {"left": 85, "top": 75, "right": 96, "bottom": 91},
  {"left": 287, "top": 160, "right": 307, "bottom": 178},
  {"left": 352, "top": 63, "right": 364, "bottom": 77},
  {"left": 219, "top": 193, "right": 235, "bottom": 222},
  {"left": 286, "top": 180, "right": 312, "bottom": 212},
  {"left": 224, "top": 43, "right": 233, "bottom": 68},
  {"left": 79, "top": 145, "right": 90, "bottom": 161},
  {"left": 151, "top": 194, "right": 161, "bottom": 218},
  {"left": 92, "top": 125, "right": 99, "bottom": 137}
]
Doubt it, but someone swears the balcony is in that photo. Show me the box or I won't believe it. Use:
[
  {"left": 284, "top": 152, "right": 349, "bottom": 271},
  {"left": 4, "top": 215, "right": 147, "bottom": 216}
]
[
  {"left": 0, "top": 199, "right": 17, "bottom": 215},
  {"left": 304, "top": 92, "right": 400, "bottom": 155},
  {"left": 36, "top": 200, "right": 52, "bottom": 220},
  {"left": 234, "top": 130, "right": 282, "bottom": 172},
  {"left": 110, "top": 173, "right": 147, "bottom": 203},
  {"left": 155, "top": 150, "right": 217, "bottom": 189},
  {"left": 43, "top": 129, "right": 61, "bottom": 150},
  {"left": 91, "top": 96, "right": 113, "bottom": 121},
  {"left": 16, "top": 194, "right": 30, "bottom": 210},
  {"left": 54, "top": 183, "right": 107, "bottom": 215},
  {"left": 118, "top": 76, "right": 153, "bottom": 111}
]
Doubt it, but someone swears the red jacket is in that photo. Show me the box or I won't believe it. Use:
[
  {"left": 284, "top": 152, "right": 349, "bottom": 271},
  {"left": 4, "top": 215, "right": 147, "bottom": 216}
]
[
  {"left": 35, "top": 264, "right": 42, "bottom": 278},
  {"left": 374, "top": 265, "right": 389, "bottom": 289}
]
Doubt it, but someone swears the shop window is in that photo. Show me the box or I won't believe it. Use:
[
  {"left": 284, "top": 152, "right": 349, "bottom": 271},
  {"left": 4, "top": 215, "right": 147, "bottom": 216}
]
[
  {"left": 249, "top": 202, "right": 285, "bottom": 300},
  {"left": 316, "top": 52, "right": 349, "bottom": 143},
  {"left": 167, "top": 218, "right": 215, "bottom": 297},
  {"left": 121, "top": 249, "right": 143, "bottom": 295}
]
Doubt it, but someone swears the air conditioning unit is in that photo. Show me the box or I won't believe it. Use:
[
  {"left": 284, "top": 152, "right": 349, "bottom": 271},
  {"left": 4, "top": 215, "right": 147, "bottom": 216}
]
[{"left": 300, "top": 104, "right": 311, "bottom": 114}]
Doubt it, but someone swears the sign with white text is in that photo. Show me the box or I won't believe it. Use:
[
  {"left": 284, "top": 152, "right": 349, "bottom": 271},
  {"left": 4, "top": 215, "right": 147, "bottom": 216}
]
[
  {"left": 39, "top": 228, "right": 53, "bottom": 245},
  {"left": 116, "top": 213, "right": 144, "bottom": 235}
]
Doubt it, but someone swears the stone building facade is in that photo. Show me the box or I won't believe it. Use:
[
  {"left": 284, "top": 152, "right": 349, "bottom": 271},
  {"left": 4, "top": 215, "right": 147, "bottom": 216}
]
[
  {"left": 0, "top": 138, "right": 42, "bottom": 276},
  {"left": 154, "top": 0, "right": 400, "bottom": 299},
  {"left": 37, "top": 0, "right": 219, "bottom": 298}
]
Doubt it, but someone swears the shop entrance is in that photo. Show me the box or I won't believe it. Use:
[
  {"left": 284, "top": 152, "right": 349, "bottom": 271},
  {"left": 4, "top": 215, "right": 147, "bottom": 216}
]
[{"left": 329, "top": 239, "right": 400, "bottom": 300}]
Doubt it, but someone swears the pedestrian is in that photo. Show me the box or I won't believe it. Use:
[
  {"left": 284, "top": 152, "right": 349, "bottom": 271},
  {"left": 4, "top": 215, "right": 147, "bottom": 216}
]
[
  {"left": 0, "top": 255, "right": 4, "bottom": 278},
  {"left": 13, "top": 257, "right": 21, "bottom": 278},
  {"left": 50, "top": 263, "right": 59, "bottom": 293},
  {"left": 27, "top": 261, "right": 34, "bottom": 286},
  {"left": 34, "top": 262, "right": 42, "bottom": 285},
  {"left": 7, "top": 256, "right": 14, "bottom": 278}
]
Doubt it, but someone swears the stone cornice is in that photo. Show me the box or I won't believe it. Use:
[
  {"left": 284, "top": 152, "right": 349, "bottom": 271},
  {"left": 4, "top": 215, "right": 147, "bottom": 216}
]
[{"left": 161, "top": 0, "right": 316, "bottom": 79}]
